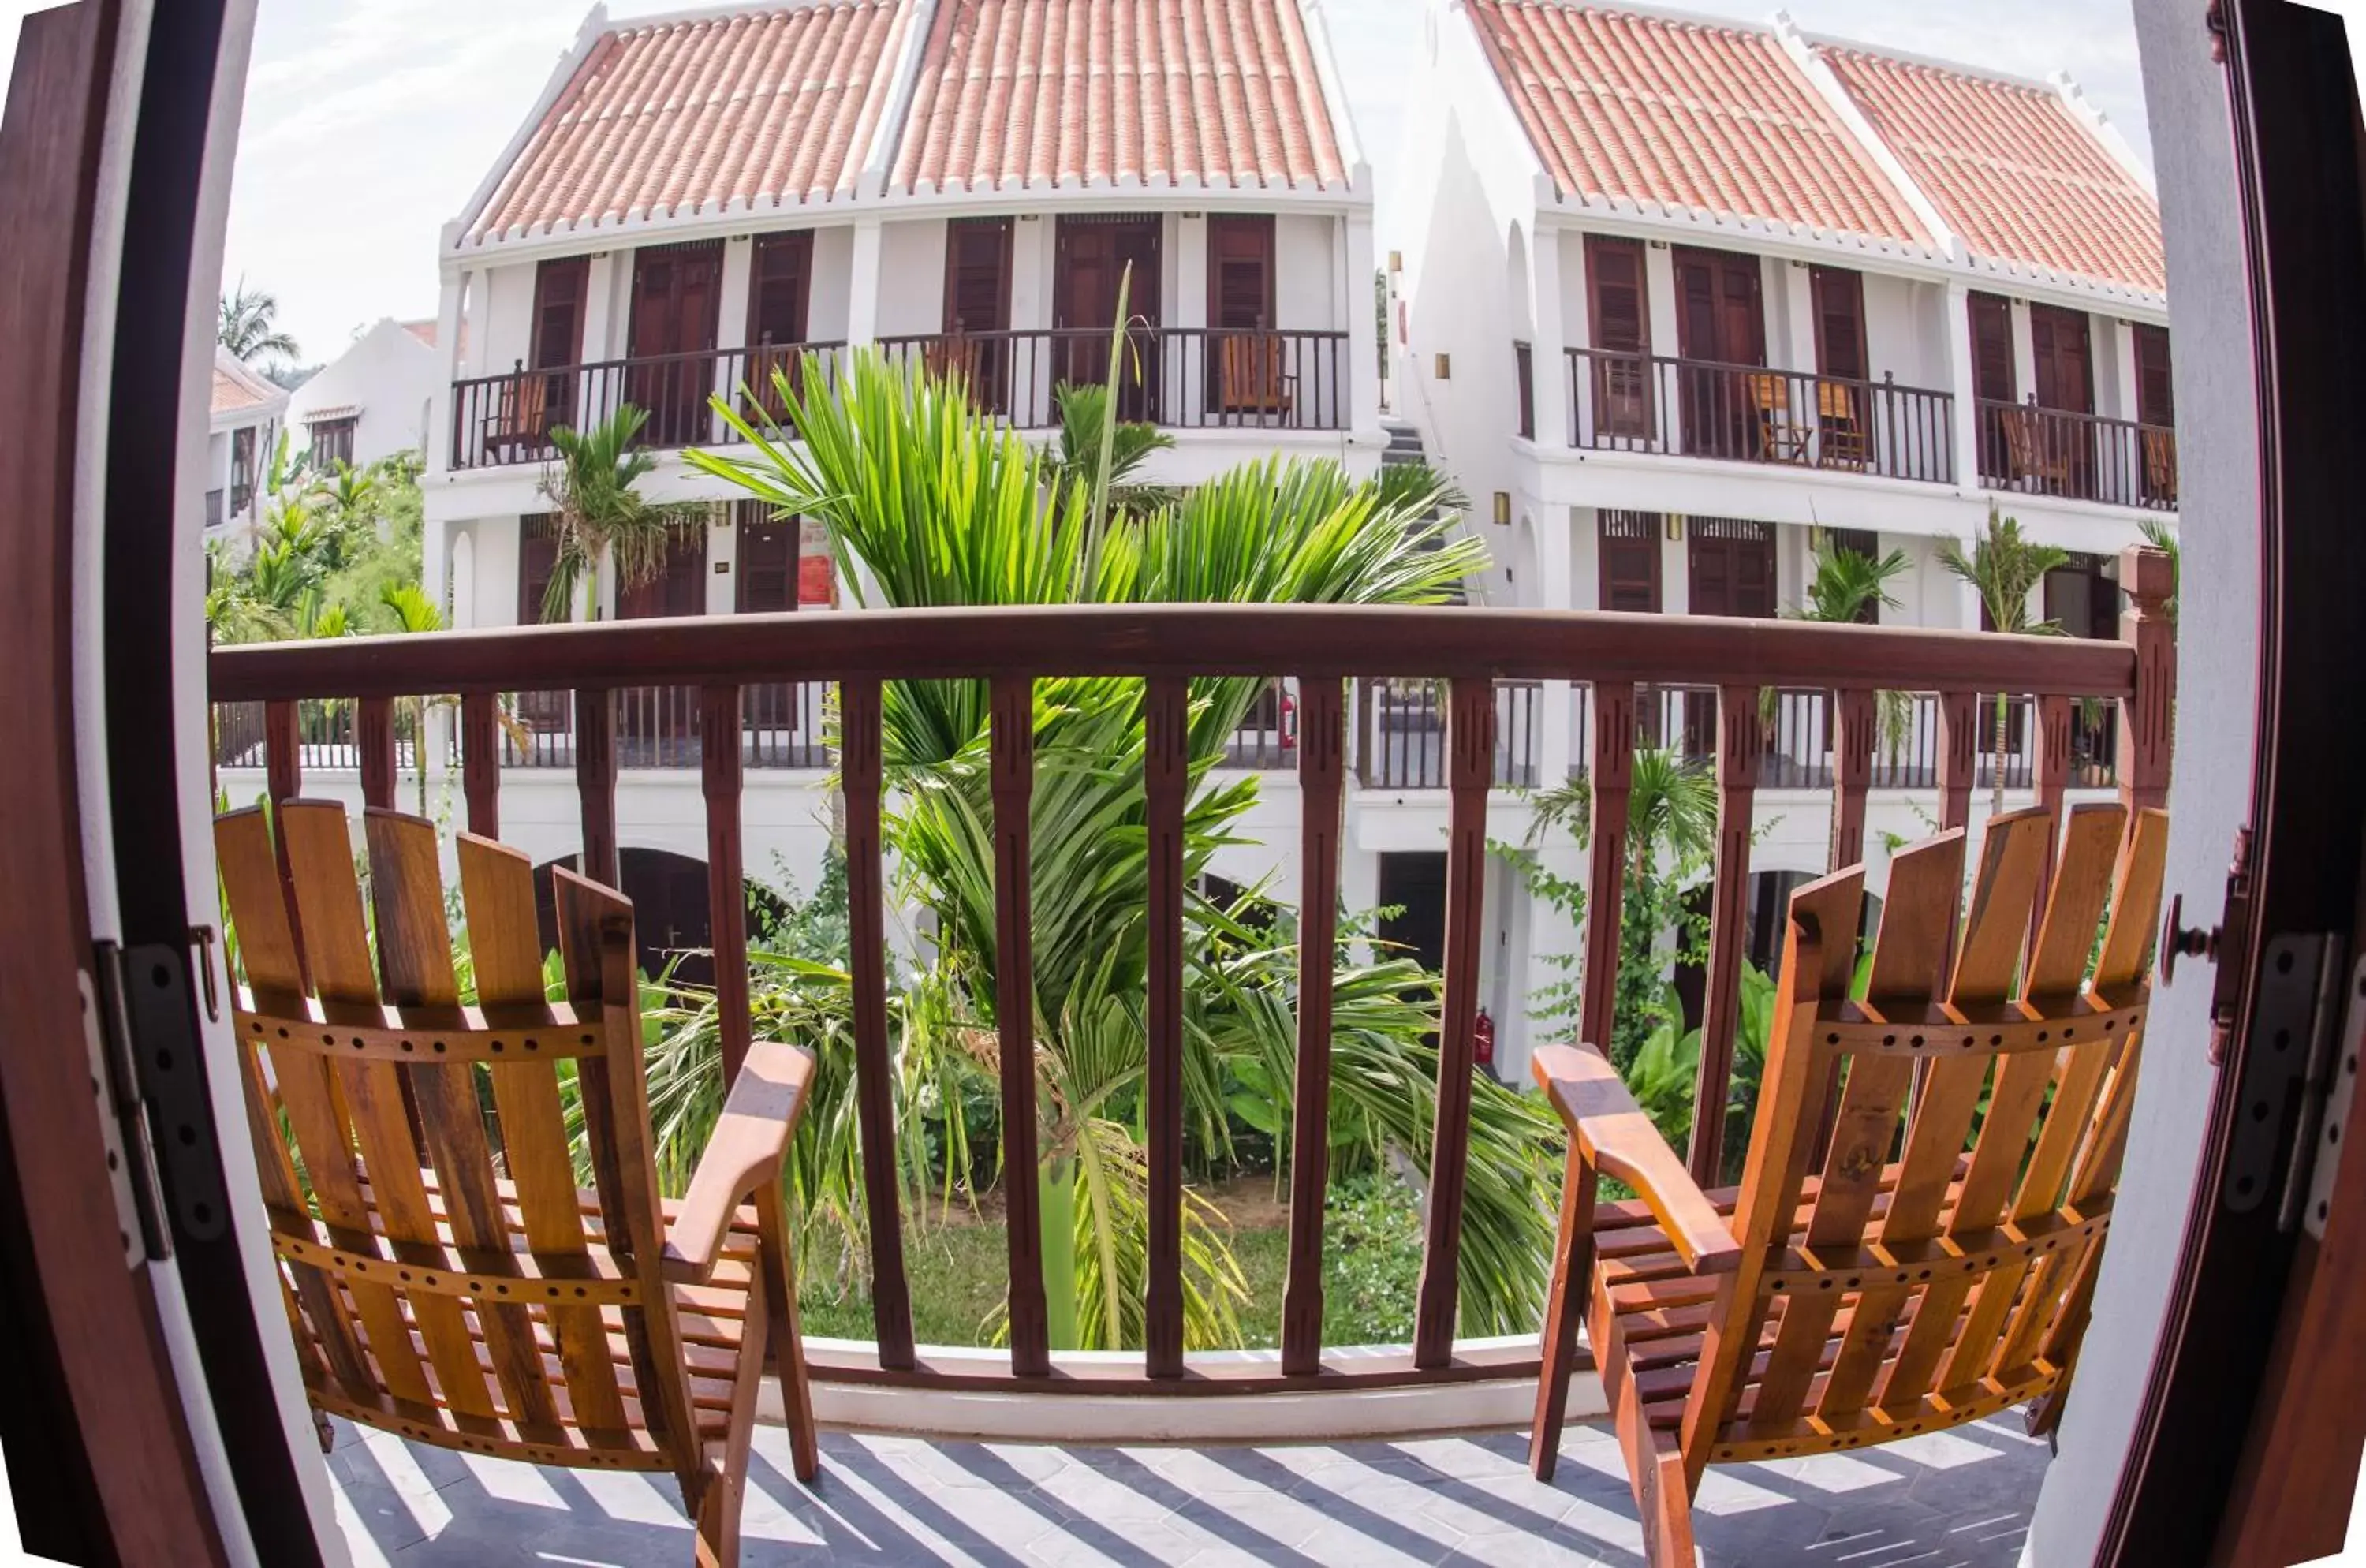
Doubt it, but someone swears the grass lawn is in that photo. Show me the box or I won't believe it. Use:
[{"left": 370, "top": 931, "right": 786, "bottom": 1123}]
[{"left": 794, "top": 1177, "right": 1423, "bottom": 1351}]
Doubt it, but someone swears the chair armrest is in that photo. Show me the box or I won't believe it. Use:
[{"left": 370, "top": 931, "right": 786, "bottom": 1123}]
[
  {"left": 661, "top": 1040, "right": 815, "bottom": 1285},
  {"left": 1531, "top": 1043, "right": 1741, "bottom": 1275}
]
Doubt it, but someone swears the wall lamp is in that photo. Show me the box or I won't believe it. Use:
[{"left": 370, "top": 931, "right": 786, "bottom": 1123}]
[{"left": 1492, "top": 491, "right": 1512, "bottom": 526}]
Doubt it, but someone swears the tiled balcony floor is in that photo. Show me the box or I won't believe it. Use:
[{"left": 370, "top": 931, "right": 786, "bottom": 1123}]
[{"left": 329, "top": 1413, "right": 2049, "bottom": 1567}]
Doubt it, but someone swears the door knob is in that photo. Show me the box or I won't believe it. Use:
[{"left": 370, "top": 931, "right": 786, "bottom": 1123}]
[{"left": 2162, "top": 893, "right": 2221, "bottom": 984}]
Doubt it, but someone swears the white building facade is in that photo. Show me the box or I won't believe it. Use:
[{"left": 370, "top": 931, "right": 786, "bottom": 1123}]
[
  {"left": 205, "top": 347, "right": 287, "bottom": 541},
  {"left": 285, "top": 316, "right": 446, "bottom": 472}
]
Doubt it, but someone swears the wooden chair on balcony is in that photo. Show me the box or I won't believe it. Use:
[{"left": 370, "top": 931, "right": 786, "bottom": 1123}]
[
  {"left": 1747, "top": 372, "right": 1812, "bottom": 464},
  {"left": 2142, "top": 426, "right": 2179, "bottom": 506},
  {"left": 2000, "top": 401, "right": 2073, "bottom": 493},
  {"left": 1814, "top": 379, "right": 1868, "bottom": 470},
  {"left": 1529, "top": 803, "right": 2167, "bottom": 1568},
  {"left": 1217, "top": 332, "right": 1295, "bottom": 417},
  {"left": 490, "top": 369, "right": 549, "bottom": 457},
  {"left": 215, "top": 799, "right": 819, "bottom": 1567}
]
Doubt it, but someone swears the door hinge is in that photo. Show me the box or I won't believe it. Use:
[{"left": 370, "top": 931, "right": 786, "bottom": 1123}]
[
  {"left": 88, "top": 943, "right": 170, "bottom": 1264},
  {"left": 2300, "top": 957, "right": 2366, "bottom": 1240},
  {"left": 2222, "top": 930, "right": 2349, "bottom": 1230},
  {"left": 93, "top": 937, "right": 233, "bottom": 1253}
]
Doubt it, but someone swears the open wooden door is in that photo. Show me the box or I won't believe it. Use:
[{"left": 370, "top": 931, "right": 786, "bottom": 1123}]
[
  {"left": 1055, "top": 215, "right": 1162, "bottom": 420},
  {"left": 1672, "top": 245, "right": 1765, "bottom": 461}
]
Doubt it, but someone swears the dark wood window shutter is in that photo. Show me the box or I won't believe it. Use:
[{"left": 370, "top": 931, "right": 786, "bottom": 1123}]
[
  {"left": 616, "top": 520, "right": 709, "bottom": 621},
  {"left": 1585, "top": 237, "right": 1648, "bottom": 355},
  {"left": 1969, "top": 292, "right": 2014, "bottom": 402},
  {"left": 944, "top": 218, "right": 1013, "bottom": 334},
  {"left": 529, "top": 256, "right": 590, "bottom": 370},
  {"left": 519, "top": 514, "right": 560, "bottom": 625},
  {"left": 1513, "top": 341, "right": 1535, "bottom": 440},
  {"left": 1811, "top": 267, "right": 1867, "bottom": 382},
  {"left": 1598, "top": 510, "right": 1663, "bottom": 613},
  {"left": 2133, "top": 323, "right": 2174, "bottom": 426},
  {"left": 1686, "top": 517, "right": 1776, "bottom": 618},
  {"left": 747, "top": 232, "right": 813, "bottom": 349},
  {"left": 2028, "top": 304, "right": 2094, "bottom": 414},
  {"left": 1208, "top": 215, "right": 1275, "bottom": 330}
]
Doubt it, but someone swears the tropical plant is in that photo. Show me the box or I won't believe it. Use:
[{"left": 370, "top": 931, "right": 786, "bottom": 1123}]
[
  {"left": 1046, "top": 383, "right": 1175, "bottom": 517},
  {"left": 537, "top": 405, "right": 708, "bottom": 623},
  {"left": 2139, "top": 517, "right": 2179, "bottom": 628},
  {"left": 218, "top": 278, "right": 299, "bottom": 364},
  {"left": 1370, "top": 457, "right": 1469, "bottom": 520},
  {"left": 1786, "top": 534, "right": 1915, "bottom": 773},
  {"left": 1939, "top": 507, "right": 2069, "bottom": 815},
  {"left": 681, "top": 339, "right": 1555, "bottom": 1350}
]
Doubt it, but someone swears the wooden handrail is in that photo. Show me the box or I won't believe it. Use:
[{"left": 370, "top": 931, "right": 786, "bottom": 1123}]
[{"left": 210, "top": 605, "right": 2136, "bottom": 702}]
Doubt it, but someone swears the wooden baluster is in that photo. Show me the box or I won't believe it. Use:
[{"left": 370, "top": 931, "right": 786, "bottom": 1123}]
[
  {"left": 700, "top": 684, "right": 750, "bottom": 1081},
  {"left": 357, "top": 696, "right": 397, "bottom": 810},
  {"left": 1281, "top": 676, "right": 1345, "bottom": 1376},
  {"left": 1937, "top": 691, "right": 1979, "bottom": 833},
  {"left": 990, "top": 675, "right": 1051, "bottom": 1377},
  {"left": 841, "top": 679, "right": 914, "bottom": 1369},
  {"left": 2118, "top": 544, "right": 2175, "bottom": 814},
  {"left": 461, "top": 691, "right": 500, "bottom": 838},
  {"left": 1829, "top": 687, "right": 1875, "bottom": 872},
  {"left": 263, "top": 699, "right": 308, "bottom": 986},
  {"left": 1144, "top": 677, "right": 1188, "bottom": 1378},
  {"left": 1688, "top": 683, "right": 1763, "bottom": 1185},
  {"left": 2029, "top": 693, "right": 2074, "bottom": 948},
  {"left": 575, "top": 687, "right": 618, "bottom": 887},
  {"left": 1413, "top": 677, "right": 1495, "bottom": 1368},
  {"left": 1579, "top": 683, "right": 1636, "bottom": 1056}
]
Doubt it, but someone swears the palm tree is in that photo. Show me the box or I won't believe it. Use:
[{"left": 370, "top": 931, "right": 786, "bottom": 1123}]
[
  {"left": 218, "top": 278, "right": 299, "bottom": 364},
  {"left": 684, "top": 348, "right": 1558, "bottom": 1351},
  {"left": 1786, "top": 534, "right": 1915, "bottom": 782},
  {"left": 1045, "top": 383, "right": 1175, "bottom": 516},
  {"left": 537, "top": 405, "right": 707, "bottom": 623},
  {"left": 1939, "top": 507, "right": 2069, "bottom": 815}
]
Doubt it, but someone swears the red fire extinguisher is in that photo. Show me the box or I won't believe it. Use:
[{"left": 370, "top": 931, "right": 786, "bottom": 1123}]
[{"left": 1473, "top": 1007, "right": 1497, "bottom": 1072}]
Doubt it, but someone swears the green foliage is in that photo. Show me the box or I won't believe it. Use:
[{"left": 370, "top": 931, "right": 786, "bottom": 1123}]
[
  {"left": 1046, "top": 383, "right": 1177, "bottom": 517},
  {"left": 2139, "top": 517, "right": 2179, "bottom": 627},
  {"left": 537, "top": 404, "right": 710, "bottom": 623},
  {"left": 1369, "top": 457, "right": 1469, "bottom": 521},
  {"left": 1312, "top": 1174, "right": 1424, "bottom": 1346},
  {"left": 204, "top": 449, "right": 428, "bottom": 644},
  {"left": 218, "top": 276, "right": 299, "bottom": 364},
  {"left": 1941, "top": 505, "right": 2073, "bottom": 813},
  {"left": 1790, "top": 535, "right": 1910, "bottom": 625}
]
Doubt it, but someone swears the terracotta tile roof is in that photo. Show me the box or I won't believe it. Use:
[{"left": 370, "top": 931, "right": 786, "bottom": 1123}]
[
  {"left": 1466, "top": 2, "right": 1927, "bottom": 245},
  {"left": 401, "top": 319, "right": 436, "bottom": 348},
  {"left": 890, "top": 0, "right": 1349, "bottom": 193},
  {"left": 1817, "top": 47, "right": 2164, "bottom": 293},
  {"left": 466, "top": 2, "right": 910, "bottom": 241},
  {"left": 211, "top": 349, "right": 284, "bottom": 420}
]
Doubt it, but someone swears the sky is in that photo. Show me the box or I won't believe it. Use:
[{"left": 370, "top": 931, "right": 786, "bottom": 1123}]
[{"left": 2, "top": 0, "right": 2155, "bottom": 368}]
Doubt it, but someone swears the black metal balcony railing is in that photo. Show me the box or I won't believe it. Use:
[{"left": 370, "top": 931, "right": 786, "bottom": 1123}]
[
  {"left": 489, "top": 683, "right": 835, "bottom": 771},
  {"left": 1356, "top": 678, "right": 1541, "bottom": 790},
  {"left": 1566, "top": 349, "right": 1957, "bottom": 486},
  {"left": 875, "top": 327, "right": 1350, "bottom": 432},
  {"left": 448, "top": 342, "right": 849, "bottom": 471},
  {"left": 1976, "top": 398, "right": 2178, "bottom": 511}
]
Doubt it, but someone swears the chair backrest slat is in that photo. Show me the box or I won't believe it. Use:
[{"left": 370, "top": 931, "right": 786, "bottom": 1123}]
[
  {"left": 368, "top": 810, "right": 562, "bottom": 1432},
  {"left": 279, "top": 801, "right": 504, "bottom": 1422},
  {"left": 457, "top": 833, "right": 633, "bottom": 1432}
]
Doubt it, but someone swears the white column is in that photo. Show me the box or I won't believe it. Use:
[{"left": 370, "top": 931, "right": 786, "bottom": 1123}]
[
  {"left": 1779, "top": 259, "right": 1816, "bottom": 371},
  {"left": 1661, "top": 519, "right": 1690, "bottom": 616},
  {"left": 705, "top": 509, "right": 737, "bottom": 617},
  {"left": 1538, "top": 505, "right": 1575, "bottom": 780},
  {"left": 2009, "top": 300, "right": 2037, "bottom": 402},
  {"left": 582, "top": 253, "right": 621, "bottom": 361},
  {"left": 1175, "top": 212, "right": 1207, "bottom": 420},
  {"left": 1645, "top": 242, "right": 1682, "bottom": 450},
  {"left": 1528, "top": 228, "right": 1569, "bottom": 447},
  {"left": 846, "top": 218, "right": 884, "bottom": 345},
  {"left": 462, "top": 266, "right": 494, "bottom": 378},
  {"left": 1344, "top": 211, "right": 1381, "bottom": 440},
  {"left": 1943, "top": 282, "right": 1982, "bottom": 490},
  {"left": 427, "top": 271, "right": 465, "bottom": 475}
]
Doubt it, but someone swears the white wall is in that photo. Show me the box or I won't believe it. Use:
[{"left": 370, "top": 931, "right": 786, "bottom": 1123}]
[
  {"left": 876, "top": 218, "right": 949, "bottom": 337},
  {"left": 286, "top": 318, "right": 443, "bottom": 467},
  {"left": 1275, "top": 213, "right": 1338, "bottom": 330}
]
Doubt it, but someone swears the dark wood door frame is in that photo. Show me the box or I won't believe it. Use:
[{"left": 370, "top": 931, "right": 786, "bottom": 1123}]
[
  {"left": 2103, "top": 0, "right": 2366, "bottom": 1560},
  {"left": 2, "top": 2, "right": 264, "bottom": 1562}
]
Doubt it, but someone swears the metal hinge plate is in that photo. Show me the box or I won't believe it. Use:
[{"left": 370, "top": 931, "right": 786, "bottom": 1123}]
[
  {"left": 2302, "top": 958, "right": 2366, "bottom": 1240},
  {"left": 2223, "top": 931, "right": 2349, "bottom": 1227},
  {"left": 122, "top": 939, "right": 231, "bottom": 1244},
  {"left": 88, "top": 946, "right": 170, "bottom": 1263}
]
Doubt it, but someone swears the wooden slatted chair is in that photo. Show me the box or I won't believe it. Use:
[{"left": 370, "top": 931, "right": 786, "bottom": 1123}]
[
  {"left": 1747, "top": 372, "right": 1812, "bottom": 464},
  {"left": 2142, "top": 427, "right": 2179, "bottom": 506},
  {"left": 1218, "top": 333, "right": 1295, "bottom": 416},
  {"left": 1813, "top": 379, "right": 1868, "bottom": 470},
  {"left": 491, "top": 371, "right": 549, "bottom": 457},
  {"left": 2001, "top": 402, "right": 2073, "bottom": 493},
  {"left": 1529, "top": 803, "right": 2167, "bottom": 1568},
  {"left": 215, "top": 800, "right": 819, "bottom": 1567}
]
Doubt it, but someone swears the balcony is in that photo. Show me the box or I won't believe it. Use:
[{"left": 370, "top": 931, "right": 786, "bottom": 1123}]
[
  {"left": 210, "top": 586, "right": 2165, "bottom": 1568},
  {"left": 1567, "top": 349, "right": 1956, "bottom": 484},
  {"left": 1977, "top": 397, "right": 2179, "bottom": 511},
  {"left": 877, "top": 327, "right": 1352, "bottom": 431},
  {"left": 447, "top": 342, "right": 848, "bottom": 471}
]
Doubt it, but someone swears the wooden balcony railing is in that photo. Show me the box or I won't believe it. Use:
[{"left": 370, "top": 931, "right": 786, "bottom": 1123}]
[
  {"left": 448, "top": 342, "right": 849, "bottom": 471},
  {"left": 875, "top": 327, "right": 1350, "bottom": 431},
  {"left": 1977, "top": 397, "right": 2179, "bottom": 510},
  {"left": 1567, "top": 349, "right": 1957, "bottom": 485},
  {"left": 207, "top": 558, "right": 2170, "bottom": 1398}
]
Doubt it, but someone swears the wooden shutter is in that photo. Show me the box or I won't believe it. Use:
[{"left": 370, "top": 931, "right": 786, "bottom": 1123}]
[
  {"left": 1969, "top": 292, "right": 2014, "bottom": 402},
  {"left": 1674, "top": 247, "right": 1764, "bottom": 365},
  {"left": 1208, "top": 215, "right": 1275, "bottom": 330},
  {"left": 746, "top": 232, "right": 813, "bottom": 348},
  {"left": 1811, "top": 267, "right": 1867, "bottom": 381},
  {"left": 2029, "top": 304, "right": 2094, "bottom": 414},
  {"left": 1687, "top": 517, "right": 1775, "bottom": 618},
  {"left": 2133, "top": 323, "right": 2174, "bottom": 426},
  {"left": 616, "top": 521, "right": 708, "bottom": 621},
  {"left": 734, "top": 502, "right": 797, "bottom": 614},
  {"left": 1513, "top": 342, "right": 1535, "bottom": 440},
  {"left": 518, "top": 514, "right": 560, "bottom": 625},
  {"left": 1585, "top": 237, "right": 1648, "bottom": 354},
  {"left": 1598, "top": 510, "right": 1662, "bottom": 613},
  {"left": 944, "top": 218, "right": 1013, "bottom": 334},
  {"left": 529, "top": 256, "right": 589, "bottom": 370},
  {"left": 627, "top": 240, "right": 725, "bottom": 359}
]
